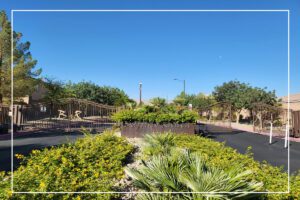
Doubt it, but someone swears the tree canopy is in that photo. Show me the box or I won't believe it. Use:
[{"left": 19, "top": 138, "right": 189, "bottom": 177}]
[
  {"left": 173, "top": 92, "right": 216, "bottom": 111},
  {"left": 172, "top": 80, "right": 280, "bottom": 125},
  {"left": 65, "top": 81, "right": 133, "bottom": 106},
  {"left": 0, "top": 10, "right": 41, "bottom": 104},
  {"left": 212, "top": 80, "right": 278, "bottom": 123},
  {"left": 212, "top": 80, "right": 249, "bottom": 113}
]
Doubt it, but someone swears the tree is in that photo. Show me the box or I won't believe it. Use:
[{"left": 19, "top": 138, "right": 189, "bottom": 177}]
[
  {"left": 0, "top": 11, "right": 11, "bottom": 104},
  {"left": 0, "top": 11, "right": 41, "bottom": 104},
  {"left": 65, "top": 81, "right": 132, "bottom": 106},
  {"left": 42, "top": 78, "right": 73, "bottom": 105},
  {"left": 190, "top": 93, "right": 214, "bottom": 110},
  {"left": 245, "top": 87, "right": 279, "bottom": 129},
  {"left": 212, "top": 80, "right": 250, "bottom": 123},
  {"left": 190, "top": 93, "right": 216, "bottom": 120}
]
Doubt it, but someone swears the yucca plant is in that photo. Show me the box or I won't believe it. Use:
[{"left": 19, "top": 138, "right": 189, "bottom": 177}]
[
  {"left": 126, "top": 149, "right": 262, "bottom": 200},
  {"left": 143, "top": 133, "right": 177, "bottom": 157}
]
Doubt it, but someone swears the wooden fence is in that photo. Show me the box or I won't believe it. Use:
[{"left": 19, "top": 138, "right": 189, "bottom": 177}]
[
  {"left": 0, "top": 106, "right": 10, "bottom": 134},
  {"left": 293, "top": 111, "right": 300, "bottom": 137}
]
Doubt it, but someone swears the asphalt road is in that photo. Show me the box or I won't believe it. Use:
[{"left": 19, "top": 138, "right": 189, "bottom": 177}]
[
  {"left": 0, "top": 126, "right": 299, "bottom": 173},
  {"left": 203, "top": 125, "right": 300, "bottom": 173}
]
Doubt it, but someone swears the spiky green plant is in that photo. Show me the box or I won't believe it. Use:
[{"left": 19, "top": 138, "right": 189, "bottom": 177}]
[
  {"left": 126, "top": 149, "right": 262, "bottom": 200},
  {"left": 143, "top": 133, "right": 177, "bottom": 157}
]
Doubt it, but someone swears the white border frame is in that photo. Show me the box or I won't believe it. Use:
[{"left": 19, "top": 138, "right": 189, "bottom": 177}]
[{"left": 10, "top": 9, "right": 290, "bottom": 195}]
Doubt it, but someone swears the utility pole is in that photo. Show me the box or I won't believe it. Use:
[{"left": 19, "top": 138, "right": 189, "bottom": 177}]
[{"left": 139, "top": 82, "right": 142, "bottom": 106}]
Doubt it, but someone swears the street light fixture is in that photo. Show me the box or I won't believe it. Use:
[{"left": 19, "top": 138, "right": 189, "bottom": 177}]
[{"left": 173, "top": 78, "right": 186, "bottom": 96}]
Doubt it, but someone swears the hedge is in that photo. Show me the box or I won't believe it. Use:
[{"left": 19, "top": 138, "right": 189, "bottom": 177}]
[
  {"left": 112, "top": 109, "right": 198, "bottom": 124},
  {"left": 0, "top": 131, "right": 134, "bottom": 200}
]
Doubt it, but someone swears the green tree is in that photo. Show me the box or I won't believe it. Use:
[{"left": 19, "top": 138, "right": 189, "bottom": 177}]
[
  {"left": 0, "top": 11, "right": 41, "bottom": 104},
  {"left": 190, "top": 93, "right": 216, "bottom": 119},
  {"left": 0, "top": 11, "right": 12, "bottom": 104},
  {"left": 65, "top": 81, "right": 132, "bottom": 106},
  {"left": 42, "top": 78, "right": 74, "bottom": 105},
  {"left": 189, "top": 93, "right": 214, "bottom": 110},
  {"left": 245, "top": 87, "right": 279, "bottom": 129},
  {"left": 212, "top": 80, "right": 250, "bottom": 123},
  {"left": 245, "top": 87, "right": 277, "bottom": 110}
]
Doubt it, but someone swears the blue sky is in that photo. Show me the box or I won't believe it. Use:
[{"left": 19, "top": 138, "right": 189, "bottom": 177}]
[{"left": 2, "top": 0, "right": 299, "bottom": 100}]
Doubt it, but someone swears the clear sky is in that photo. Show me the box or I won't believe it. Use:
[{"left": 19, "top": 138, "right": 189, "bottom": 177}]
[{"left": 2, "top": 0, "right": 299, "bottom": 100}]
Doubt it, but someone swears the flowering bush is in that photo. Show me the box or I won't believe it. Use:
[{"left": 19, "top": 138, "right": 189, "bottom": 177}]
[{"left": 0, "top": 131, "right": 134, "bottom": 199}]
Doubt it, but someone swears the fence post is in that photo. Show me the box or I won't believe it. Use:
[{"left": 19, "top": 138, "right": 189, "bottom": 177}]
[
  {"left": 269, "top": 122, "right": 273, "bottom": 144},
  {"left": 284, "top": 123, "right": 289, "bottom": 148}
]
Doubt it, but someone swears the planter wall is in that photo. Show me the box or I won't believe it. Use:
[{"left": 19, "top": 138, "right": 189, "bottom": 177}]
[{"left": 120, "top": 122, "right": 196, "bottom": 138}]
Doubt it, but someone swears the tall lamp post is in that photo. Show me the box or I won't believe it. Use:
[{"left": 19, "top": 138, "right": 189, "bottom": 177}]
[
  {"left": 139, "top": 82, "right": 142, "bottom": 106},
  {"left": 173, "top": 78, "right": 186, "bottom": 96}
]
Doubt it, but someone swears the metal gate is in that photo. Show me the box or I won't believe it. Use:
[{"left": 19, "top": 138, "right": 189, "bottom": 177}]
[{"left": 14, "top": 98, "right": 119, "bottom": 132}]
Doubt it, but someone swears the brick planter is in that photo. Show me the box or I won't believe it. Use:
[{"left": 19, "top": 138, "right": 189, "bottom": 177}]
[{"left": 120, "top": 122, "right": 196, "bottom": 138}]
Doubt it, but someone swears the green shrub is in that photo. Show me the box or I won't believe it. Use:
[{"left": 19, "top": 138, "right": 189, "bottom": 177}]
[
  {"left": 112, "top": 109, "right": 198, "bottom": 124},
  {"left": 144, "top": 112, "right": 158, "bottom": 123},
  {"left": 0, "top": 172, "right": 11, "bottom": 199},
  {"left": 179, "top": 110, "right": 198, "bottom": 123},
  {"left": 143, "top": 133, "right": 177, "bottom": 157},
  {"left": 174, "top": 134, "right": 300, "bottom": 199},
  {"left": 126, "top": 149, "right": 262, "bottom": 199},
  {"left": 1, "top": 131, "right": 134, "bottom": 200}
]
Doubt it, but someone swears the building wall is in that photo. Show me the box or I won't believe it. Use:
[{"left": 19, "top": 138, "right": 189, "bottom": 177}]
[
  {"left": 280, "top": 93, "right": 300, "bottom": 111},
  {"left": 31, "top": 84, "right": 48, "bottom": 102}
]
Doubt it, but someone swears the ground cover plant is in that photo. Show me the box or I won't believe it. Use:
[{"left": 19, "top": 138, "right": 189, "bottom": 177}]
[
  {"left": 126, "top": 133, "right": 300, "bottom": 200},
  {"left": 0, "top": 130, "right": 134, "bottom": 200}
]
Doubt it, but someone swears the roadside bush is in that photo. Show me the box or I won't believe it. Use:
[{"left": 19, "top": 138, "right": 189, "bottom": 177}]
[
  {"left": 112, "top": 109, "right": 198, "bottom": 124},
  {"left": 0, "top": 172, "right": 11, "bottom": 199},
  {"left": 174, "top": 134, "right": 300, "bottom": 200},
  {"left": 1, "top": 131, "right": 134, "bottom": 200}
]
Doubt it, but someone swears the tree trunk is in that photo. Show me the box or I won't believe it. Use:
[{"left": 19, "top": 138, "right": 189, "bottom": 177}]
[
  {"left": 236, "top": 112, "right": 240, "bottom": 124},
  {"left": 257, "top": 112, "right": 263, "bottom": 131},
  {"left": 235, "top": 109, "right": 242, "bottom": 124}
]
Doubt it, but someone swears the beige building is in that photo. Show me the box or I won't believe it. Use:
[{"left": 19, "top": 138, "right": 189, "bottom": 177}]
[{"left": 280, "top": 93, "right": 300, "bottom": 111}]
